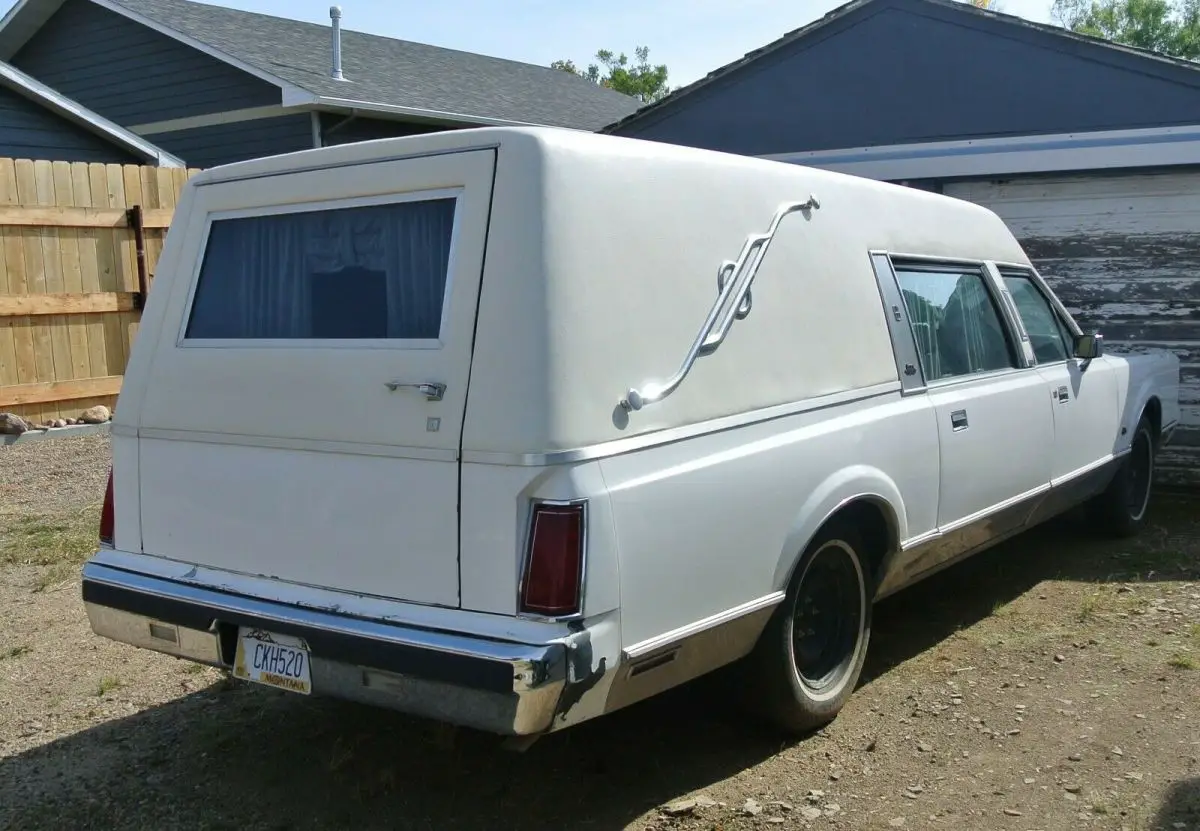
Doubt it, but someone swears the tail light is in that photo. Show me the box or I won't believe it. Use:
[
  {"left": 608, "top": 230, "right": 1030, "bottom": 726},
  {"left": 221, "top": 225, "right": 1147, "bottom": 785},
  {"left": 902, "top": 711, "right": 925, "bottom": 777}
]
[
  {"left": 519, "top": 501, "right": 586, "bottom": 618},
  {"left": 99, "top": 468, "right": 115, "bottom": 548}
]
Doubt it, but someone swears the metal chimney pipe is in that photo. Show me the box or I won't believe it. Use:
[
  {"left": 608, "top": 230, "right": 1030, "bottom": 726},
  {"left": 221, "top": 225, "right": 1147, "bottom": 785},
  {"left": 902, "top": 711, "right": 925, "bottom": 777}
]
[{"left": 330, "top": 6, "right": 344, "bottom": 80}]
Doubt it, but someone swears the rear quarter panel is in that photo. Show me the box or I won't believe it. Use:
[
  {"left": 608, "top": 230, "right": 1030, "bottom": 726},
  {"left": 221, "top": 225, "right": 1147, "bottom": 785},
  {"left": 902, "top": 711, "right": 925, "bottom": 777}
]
[{"left": 597, "top": 388, "right": 938, "bottom": 651}]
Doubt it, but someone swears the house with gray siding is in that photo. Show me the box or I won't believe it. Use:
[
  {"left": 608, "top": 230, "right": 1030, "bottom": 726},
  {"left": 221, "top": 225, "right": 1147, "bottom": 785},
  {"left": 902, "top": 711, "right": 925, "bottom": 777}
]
[
  {"left": 0, "top": 57, "right": 181, "bottom": 165},
  {"left": 604, "top": 0, "right": 1200, "bottom": 488},
  {"left": 0, "top": 0, "right": 640, "bottom": 169}
]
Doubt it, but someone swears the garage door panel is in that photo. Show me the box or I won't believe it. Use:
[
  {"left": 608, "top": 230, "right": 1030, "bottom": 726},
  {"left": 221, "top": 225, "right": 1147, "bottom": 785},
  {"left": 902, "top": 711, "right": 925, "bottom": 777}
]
[
  {"left": 1068, "top": 320, "right": 1200, "bottom": 345},
  {"left": 1181, "top": 364, "right": 1200, "bottom": 421},
  {"left": 1022, "top": 233, "right": 1200, "bottom": 262},
  {"left": 1161, "top": 430, "right": 1200, "bottom": 488},
  {"left": 945, "top": 172, "right": 1200, "bottom": 487},
  {"left": 946, "top": 175, "right": 1200, "bottom": 236}
]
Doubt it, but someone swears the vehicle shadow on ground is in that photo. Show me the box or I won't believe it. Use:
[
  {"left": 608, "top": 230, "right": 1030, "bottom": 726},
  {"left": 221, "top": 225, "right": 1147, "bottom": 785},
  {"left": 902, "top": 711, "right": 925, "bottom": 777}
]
[
  {"left": 0, "top": 674, "right": 791, "bottom": 831},
  {"left": 862, "top": 491, "right": 1199, "bottom": 685},
  {"left": 1152, "top": 778, "right": 1200, "bottom": 831},
  {"left": 1, "top": 494, "right": 1196, "bottom": 831},
  {"left": 1153, "top": 778, "right": 1200, "bottom": 829}
]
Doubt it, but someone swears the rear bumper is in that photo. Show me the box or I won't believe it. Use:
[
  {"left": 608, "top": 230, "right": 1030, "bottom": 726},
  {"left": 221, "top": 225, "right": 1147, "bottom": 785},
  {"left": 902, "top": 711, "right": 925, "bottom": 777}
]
[{"left": 81, "top": 559, "right": 577, "bottom": 736}]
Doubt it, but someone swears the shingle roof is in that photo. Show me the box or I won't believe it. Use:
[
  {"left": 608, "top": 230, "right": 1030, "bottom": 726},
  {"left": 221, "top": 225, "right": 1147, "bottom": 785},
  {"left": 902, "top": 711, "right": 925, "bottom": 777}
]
[{"left": 110, "top": 0, "right": 641, "bottom": 131}]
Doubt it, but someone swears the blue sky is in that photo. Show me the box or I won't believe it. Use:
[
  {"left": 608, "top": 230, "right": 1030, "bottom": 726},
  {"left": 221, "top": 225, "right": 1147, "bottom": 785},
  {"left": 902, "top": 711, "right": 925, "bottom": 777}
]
[{"left": 0, "top": 0, "right": 1057, "bottom": 87}]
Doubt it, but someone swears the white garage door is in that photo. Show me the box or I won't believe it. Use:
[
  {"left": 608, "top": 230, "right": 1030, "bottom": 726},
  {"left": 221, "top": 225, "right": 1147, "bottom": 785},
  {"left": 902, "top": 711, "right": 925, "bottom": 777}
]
[{"left": 945, "top": 171, "right": 1199, "bottom": 488}]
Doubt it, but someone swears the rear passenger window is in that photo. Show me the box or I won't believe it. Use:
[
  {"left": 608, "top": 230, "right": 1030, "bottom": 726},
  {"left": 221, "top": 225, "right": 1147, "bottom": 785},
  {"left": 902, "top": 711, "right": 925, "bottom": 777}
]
[
  {"left": 185, "top": 196, "right": 457, "bottom": 341},
  {"left": 1001, "top": 272, "right": 1073, "bottom": 364},
  {"left": 893, "top": 265, "right": 1016, "bottom": 382}
]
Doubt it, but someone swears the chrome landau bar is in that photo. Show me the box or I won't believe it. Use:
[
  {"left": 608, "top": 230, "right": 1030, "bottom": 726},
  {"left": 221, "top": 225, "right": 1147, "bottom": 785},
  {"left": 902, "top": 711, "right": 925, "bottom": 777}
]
[{"left": 619, "top": 196, "right": 821, "bottom": 413}]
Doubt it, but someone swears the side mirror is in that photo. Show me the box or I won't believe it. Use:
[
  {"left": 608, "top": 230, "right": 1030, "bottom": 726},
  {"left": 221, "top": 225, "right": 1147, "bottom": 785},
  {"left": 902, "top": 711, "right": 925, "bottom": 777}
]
[{"left": 1073, "top": 332, "right": 1104, "bottom": 360}]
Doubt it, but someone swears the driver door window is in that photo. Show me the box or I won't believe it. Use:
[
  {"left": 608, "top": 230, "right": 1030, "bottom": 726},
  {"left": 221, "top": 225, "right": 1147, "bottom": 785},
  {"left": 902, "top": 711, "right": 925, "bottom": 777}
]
[{"left": 1000, "top": 272, "right": 1074, "bottom": 364}]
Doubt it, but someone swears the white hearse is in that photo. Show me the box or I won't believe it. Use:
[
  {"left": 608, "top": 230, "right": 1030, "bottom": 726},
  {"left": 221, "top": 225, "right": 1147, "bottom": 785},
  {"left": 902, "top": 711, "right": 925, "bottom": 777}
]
[{"left": 81, "top": 127, "right": 1181, "bottom": 740}]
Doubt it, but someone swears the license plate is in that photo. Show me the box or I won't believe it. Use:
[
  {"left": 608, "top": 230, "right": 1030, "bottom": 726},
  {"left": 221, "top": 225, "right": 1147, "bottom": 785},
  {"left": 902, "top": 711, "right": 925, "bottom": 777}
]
[{"left": 232, "top": 628, "right": 312, "bottom": 695}]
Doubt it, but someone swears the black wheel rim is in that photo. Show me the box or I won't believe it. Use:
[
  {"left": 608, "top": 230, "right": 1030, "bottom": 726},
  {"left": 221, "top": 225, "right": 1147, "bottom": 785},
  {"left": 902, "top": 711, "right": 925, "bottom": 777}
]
[
  {"left": 1127, "top": 428, "right": 1153, "bottom": 522},
  {"left": 790, "top": 541, "right": 863, "bottom": 696}
]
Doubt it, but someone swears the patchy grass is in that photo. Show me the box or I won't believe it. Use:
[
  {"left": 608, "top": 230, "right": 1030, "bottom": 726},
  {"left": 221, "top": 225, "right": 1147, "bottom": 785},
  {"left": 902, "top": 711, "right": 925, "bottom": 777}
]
[
  {"left": 1168, "top": 654, "right": 1196, "bottom": 671},
  {"left": 0, "top": 508, "right": 100, "bottom": 570},
  {"left": 1077, "top": 588, "right": 1102, "bottom": 622},
  {"left": 31, "top": 560, "right": 84, "bottom": 593},
  {"left": 95, "top": 676, "right": 123, "bottom": 696},
  {"left": 1, "top": 644, "right": 31, "bottom": 660}
]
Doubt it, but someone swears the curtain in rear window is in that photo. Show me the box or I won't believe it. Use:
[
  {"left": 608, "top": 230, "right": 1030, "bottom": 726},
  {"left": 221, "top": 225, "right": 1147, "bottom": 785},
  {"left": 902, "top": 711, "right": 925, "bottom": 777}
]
[{"left": 185, "top": 196, "right": 456, "bottom": 341}]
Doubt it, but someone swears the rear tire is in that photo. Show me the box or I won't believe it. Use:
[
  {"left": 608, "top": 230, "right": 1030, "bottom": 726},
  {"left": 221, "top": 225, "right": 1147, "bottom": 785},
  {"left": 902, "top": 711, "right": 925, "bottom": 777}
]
[
  {"left": 744, "top": 521, "right": 872, "bottom": 735},
  {"left": 1088, "top": 414, "right": 1156, "bottom": 539}
]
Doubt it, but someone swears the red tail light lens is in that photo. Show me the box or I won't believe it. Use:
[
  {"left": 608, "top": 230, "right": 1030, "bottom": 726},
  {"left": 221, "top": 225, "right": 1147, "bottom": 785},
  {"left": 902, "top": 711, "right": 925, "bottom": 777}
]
[
  {"left": 99, "top": 468, "right": 115, "bottom": 547},
  {"left": 519, "top": 502, "right": 585, "bottom": 617}
]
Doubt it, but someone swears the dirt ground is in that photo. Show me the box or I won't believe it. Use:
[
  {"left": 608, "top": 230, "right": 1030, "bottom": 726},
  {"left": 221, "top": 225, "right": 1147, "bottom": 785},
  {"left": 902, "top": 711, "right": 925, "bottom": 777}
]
[{"left": 1, "top": 434, "right": 1197, "bottom": 831}]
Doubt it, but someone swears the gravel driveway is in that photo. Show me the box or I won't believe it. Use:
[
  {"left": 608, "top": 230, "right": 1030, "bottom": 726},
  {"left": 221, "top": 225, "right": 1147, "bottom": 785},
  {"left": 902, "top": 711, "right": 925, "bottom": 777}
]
[{"left": 1, "top": 434, "right": 1197, "bottom": 830}]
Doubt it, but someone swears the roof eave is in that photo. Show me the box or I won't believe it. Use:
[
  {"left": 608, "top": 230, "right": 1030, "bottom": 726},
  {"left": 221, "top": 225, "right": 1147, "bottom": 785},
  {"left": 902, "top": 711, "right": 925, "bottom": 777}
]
[
  {"left": 0, "top": 0, "right": 65, "bottom": 61},
  {"left": 290, "top": 89, "right": 592, "bottom": 130},
  {"left": 0, "top": 60, "right": 186, "bottom": 166}
]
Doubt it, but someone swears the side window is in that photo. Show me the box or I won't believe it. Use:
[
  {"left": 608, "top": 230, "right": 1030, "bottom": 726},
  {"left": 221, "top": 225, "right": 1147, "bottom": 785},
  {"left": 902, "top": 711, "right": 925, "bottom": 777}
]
[
  {"left": 1000, "top": 271, "right": 1073, "bottom": 364},
  {"left": 185, "top": 196, "right": 457, "bottom": 342},
  {"left": 893, "top": 264, "right": 1017, "bottom": 382}
]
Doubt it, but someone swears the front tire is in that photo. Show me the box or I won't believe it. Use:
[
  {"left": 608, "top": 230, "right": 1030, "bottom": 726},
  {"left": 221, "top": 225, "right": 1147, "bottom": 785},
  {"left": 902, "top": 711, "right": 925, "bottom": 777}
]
[
  {"left": 745, "top": 522, "right": 872, "bottom": 735},
  {"left": 1089, "top": 414, "right": 1156, "bottom": 538}
]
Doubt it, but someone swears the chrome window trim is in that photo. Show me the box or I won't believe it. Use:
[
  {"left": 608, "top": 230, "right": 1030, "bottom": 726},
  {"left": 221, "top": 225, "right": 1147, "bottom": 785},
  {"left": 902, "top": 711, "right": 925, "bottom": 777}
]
[
  {"left": 996, "top": 264, "right": 1084, "bottom": 367},
  {"left": 176, "top": 187, "right": 466, "bottom": 350},
  {"left": 868, "top": 251, "right": 928, "bottom": 396},
  {"left": 920, "top": 364, "right": 1035, "bottom": 392},
  {"left": 982, "top": 261, "right": 1037, "bottom": 369},
  {"left": 461, "top": 381, "right": 904, "bottom": 467},
  {"left": 122, "top": 382, "right": 902, "bottom": 467}
]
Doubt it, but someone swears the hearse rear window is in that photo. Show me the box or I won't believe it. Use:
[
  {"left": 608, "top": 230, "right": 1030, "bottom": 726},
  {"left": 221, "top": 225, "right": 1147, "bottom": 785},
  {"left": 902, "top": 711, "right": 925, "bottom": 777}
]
[{"left": 184, "top": 196, "right": 457, "bottom": 341}]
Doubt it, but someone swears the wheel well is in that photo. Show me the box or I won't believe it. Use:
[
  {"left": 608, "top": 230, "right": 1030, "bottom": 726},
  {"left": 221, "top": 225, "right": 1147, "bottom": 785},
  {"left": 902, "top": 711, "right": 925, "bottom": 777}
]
[
  {"left": 824, "top": 499, "right": 895, "bottom": 584},
  {"left": 1143, "top": 397, "right": 1162, "bottom": 447}
]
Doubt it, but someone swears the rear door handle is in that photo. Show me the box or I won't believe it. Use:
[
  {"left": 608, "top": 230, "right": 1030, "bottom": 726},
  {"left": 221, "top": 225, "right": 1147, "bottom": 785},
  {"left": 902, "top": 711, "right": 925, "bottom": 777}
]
[
  {"left": 1057, "top": 385, "right": 1070, "bottom": 402},
  {"left": 950, "top": 409, "right": 968, "bottom": 431},
  {"left": 385, "top": 381, "right": 446, "bottom": 401}
]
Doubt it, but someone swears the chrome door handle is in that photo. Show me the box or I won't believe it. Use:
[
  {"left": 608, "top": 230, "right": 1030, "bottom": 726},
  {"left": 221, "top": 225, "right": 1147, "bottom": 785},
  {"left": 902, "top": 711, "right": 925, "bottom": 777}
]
[
  {"left": 385, "top": 381, "right": 446, "bottom": 401},
  {"left": 950, "top": 409, "right": 968, "bottom": 431},
  {"left": 1056, "top": 385, "right": 1070, "bottom": 403}
]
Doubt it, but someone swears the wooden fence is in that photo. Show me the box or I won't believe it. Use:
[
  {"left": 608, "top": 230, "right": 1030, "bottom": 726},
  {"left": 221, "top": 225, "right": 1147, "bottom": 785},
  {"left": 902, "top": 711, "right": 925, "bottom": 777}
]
[{"left": 0, "top": 158, "right": 201, "bottom": 425}]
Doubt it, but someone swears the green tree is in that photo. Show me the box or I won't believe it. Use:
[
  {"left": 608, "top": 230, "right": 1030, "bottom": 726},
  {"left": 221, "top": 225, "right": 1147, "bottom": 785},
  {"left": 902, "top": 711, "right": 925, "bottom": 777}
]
[
  {"left": 1051, "top": 0, "right": 1200, "bottom": 58},
  {"left": 551, "top": 46, "right": 672, "bottom": 104}
]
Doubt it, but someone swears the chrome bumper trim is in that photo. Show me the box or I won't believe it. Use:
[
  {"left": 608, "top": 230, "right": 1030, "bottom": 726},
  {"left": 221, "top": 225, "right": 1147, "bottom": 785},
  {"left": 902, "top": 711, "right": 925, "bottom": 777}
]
[{"left": 81, "top": 560, "right": 575, "bottom": 735}]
